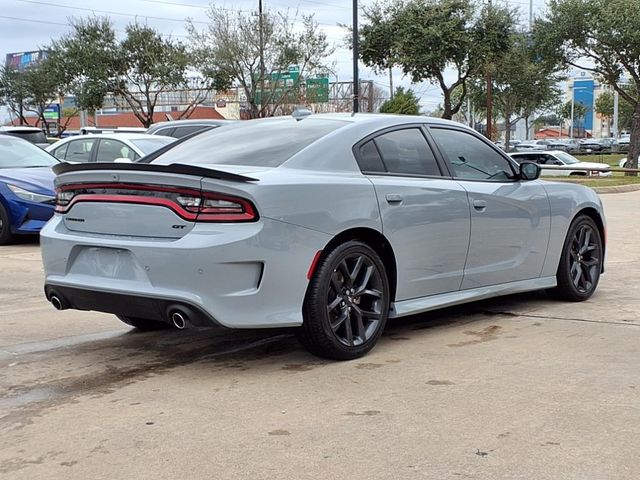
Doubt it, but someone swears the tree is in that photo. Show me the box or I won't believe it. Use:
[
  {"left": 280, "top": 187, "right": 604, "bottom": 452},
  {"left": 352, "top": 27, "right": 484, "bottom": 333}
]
[
  {"left": 0, "top": 66, "right": 30, "bottom": 125},
  {"left": 359, "top": 0, "right": 514, "bottom": 120},
  {"left": 49, "top": 17, "right": 204, "bottom": 127},
  {"left": 379, "top": 87, "right": 420, "bottom": 114},
  {"left": 536, "top": 0, "right": 640, "bottom": 171},
  {"left": 188, "top": 7, "right": 333, "bottom": 119},
  {"left": 595, "top": 90, "right": 635, "bottom": 134}
]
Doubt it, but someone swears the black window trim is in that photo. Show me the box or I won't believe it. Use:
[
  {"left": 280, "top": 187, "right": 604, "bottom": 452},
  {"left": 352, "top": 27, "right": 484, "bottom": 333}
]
[
  {"left": 352, "top": 123, "right": 451, "bottom": 180},
  {"left": 425, "top": 125, "right": 520, "bottom": 183}
]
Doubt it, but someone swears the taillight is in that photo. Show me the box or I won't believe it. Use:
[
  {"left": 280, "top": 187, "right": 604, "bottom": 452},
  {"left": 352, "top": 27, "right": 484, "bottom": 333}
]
[{"left": 55, "top": 183, "right": 258, "bottom": 223}]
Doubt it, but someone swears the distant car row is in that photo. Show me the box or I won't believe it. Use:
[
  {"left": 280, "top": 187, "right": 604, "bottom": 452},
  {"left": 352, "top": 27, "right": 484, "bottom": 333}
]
[
  {"left": 508, "top": 151, "right": 611, "bottom": 177},
  {"left": 497, "top": 137, "right": 627, "bottom": 153}
]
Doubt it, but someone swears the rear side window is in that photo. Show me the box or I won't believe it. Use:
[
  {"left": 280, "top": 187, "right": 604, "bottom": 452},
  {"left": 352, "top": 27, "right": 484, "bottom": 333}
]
[
  {"left": 357, "top": 140, "right": 386, "bottom": 173},
  {"left": 374, "top": 128, "right": 441, "bottom": 176},
  {"left": 52, "top": 142, "right": 69, "bottom": 160},
  {"left": 151, "top": 118, "right": 347, "bottom": 167}
]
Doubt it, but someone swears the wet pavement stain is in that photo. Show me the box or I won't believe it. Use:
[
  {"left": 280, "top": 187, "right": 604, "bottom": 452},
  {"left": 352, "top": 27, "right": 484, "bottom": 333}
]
[
  {"left": 268, "top": 429, "right": 291, "bottom": 436},
  {"left": 281, "top": 361, "right": 326, "bottom": 372},
  {"left": 345, "top": 410, "right": 381, "bottom": 416},
  {"left": 447, "top": 325, "right": 503, "bottom": 347},
  {"left": 425, "top": 380, "right": 455, "bottom": 386},
  {"left": 354, "top": 363, "right": 384, "bottom": 370},
  {"left": 0, "top": 332, "right": 297, "bottom": 432}
]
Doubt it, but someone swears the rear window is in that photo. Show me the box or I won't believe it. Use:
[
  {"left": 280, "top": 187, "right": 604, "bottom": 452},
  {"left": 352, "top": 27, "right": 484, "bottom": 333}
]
[
  {"left": 150, "top": 118, "right": 348, "bottom": 167},
  {"left": 5, "top": 130, "right": 47, "bottom": 144},
  {"left": 130, "top": 137, "right": 176, "bottom": 154},
  {"left": 0, "top": 136, "right": 58, "bottom": 168}
]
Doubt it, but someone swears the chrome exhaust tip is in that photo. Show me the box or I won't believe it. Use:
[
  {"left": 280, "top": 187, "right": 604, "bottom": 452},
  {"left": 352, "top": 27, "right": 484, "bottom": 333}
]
[
  {"left": 171, "top": 311, "right": 187, "bottom": 329},
  {"left": 50, "top": 295, "right": 63, "bottom": 311}
]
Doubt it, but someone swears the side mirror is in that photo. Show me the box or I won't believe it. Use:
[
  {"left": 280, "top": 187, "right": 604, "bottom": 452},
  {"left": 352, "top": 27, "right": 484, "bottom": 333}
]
[
  {"left": 519, "top": 161, "right": 541, "bottom": 181},
  {"left": 113, "top": 157, "right": 133, "bottom": 164}
]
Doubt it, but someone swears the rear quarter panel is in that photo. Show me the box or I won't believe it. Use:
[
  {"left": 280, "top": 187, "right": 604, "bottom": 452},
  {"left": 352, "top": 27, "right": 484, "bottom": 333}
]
[{"left": 540, "top": 181, "right": 605, "bottom": 277}]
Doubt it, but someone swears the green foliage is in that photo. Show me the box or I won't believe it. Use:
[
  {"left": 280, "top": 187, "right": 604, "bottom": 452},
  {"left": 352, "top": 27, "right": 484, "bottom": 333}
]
[
  {"left": 379, "top": 87, "right": 420, "bottom": 115},
  {"left": 49, "top": 17, "right": 197, "bottom": 127},
  {"left": 535, "top": 0, "right": 640, "bottom": 169},
  {"left": 360, "top": 0, "right": 516, "bottom": 119},
  {"left": 560, "top": 100, "right": 588, "bottom": 122},
  {"left": 187, "top": 8, "right": 333, "bottom": 118},
  {"left": 595, "top": 90, "right": 634, "bottom": 131}
]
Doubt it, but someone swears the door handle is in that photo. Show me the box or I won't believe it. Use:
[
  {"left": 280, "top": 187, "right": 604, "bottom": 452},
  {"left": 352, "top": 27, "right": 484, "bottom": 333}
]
[
  {"left": 472, "top": 199, "right": 487, "bottom": 211},
  {"left": 385, "top": 194, "right": 403, "bottom": 204}
]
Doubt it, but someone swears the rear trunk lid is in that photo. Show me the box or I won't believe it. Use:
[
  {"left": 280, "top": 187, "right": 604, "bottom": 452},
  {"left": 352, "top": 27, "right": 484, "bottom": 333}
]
[{"left": 53, "top": 163, "right": 259, "bottom": 239}]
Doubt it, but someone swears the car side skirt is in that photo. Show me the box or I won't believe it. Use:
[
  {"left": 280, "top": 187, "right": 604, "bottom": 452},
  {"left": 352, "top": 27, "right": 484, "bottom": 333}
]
[{"left": 390, "top": 276, "right": 557, "bottom": 318}]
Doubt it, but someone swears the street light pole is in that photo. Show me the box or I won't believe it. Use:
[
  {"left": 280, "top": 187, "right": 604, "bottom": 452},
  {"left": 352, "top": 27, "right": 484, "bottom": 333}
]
[
  {"left": 353, "top": 0, "right": 359, "bottom": 113},
  {"left": 570, "top": 93, "right": 575, "bottom": 139}
]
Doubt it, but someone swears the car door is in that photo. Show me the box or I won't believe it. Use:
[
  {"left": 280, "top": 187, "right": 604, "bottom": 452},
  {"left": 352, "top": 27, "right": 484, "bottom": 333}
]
[
  {"left": 63, "top": 138, "right": 97, "bottom": 163},
  {"left": 355, "top": 126, "right": 471, "bottom": 301},
  {"left": 94, "top": 139, "right": 137, "bottom": 162},
  {"left": 428, "top": 126, "right": 551, "bottom": 289}
]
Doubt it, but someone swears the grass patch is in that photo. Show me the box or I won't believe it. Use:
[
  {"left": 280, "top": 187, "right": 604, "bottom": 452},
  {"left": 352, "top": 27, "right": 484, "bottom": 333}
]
[
  {"left": 574, "top": 154, "right": 626, "bottom": 167},
  {"left": 552, "top": 175, "right": 640, "bottom": 187}
]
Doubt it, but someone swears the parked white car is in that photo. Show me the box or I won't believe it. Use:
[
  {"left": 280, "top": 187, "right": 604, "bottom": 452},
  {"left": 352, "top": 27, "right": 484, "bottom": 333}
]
[
  {"left": 509, "top": 150, "right": 611, "bottom": 177},
  {"left": 618, "top": 156, "right": 638, "bottom": 168},
  {"left": 46, "top": 133, "right": 175, "bottom": 163}
]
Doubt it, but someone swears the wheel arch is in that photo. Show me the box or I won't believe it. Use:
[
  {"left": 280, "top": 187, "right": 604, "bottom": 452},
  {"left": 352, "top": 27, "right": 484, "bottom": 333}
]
[{"left": 314, "top": 227, "right": 398, "bottom": 303}]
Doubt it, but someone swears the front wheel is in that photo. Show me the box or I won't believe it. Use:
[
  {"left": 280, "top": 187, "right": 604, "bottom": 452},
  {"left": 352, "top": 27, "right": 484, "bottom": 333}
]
[
  {"left": 299, "top": 241, "right": 390, "bottom": 360},
  {"left": 549, "top": 215, "right": 603, "bottom": 301}
]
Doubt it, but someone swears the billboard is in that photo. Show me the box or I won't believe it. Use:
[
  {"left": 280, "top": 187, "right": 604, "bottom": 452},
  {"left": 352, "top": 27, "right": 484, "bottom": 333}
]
[
  {"left": 573, "top": 78, "right": 595, "bottom": 132},
  {"left": 5, "top": 51, "right": 47, "bottom": 72}
]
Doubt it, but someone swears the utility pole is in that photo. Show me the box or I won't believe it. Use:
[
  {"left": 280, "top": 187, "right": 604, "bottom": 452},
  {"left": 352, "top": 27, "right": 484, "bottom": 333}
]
[
  {"left": 353, "top": 0, "right": 359, "bottom": 113},
  {"left": 389, "top": 67, "right": 394, "bottom": 100},
  {"left": 529, "top": 0, "right": 533, "bottom": 29},
  {"left": 258, "top": 0, "right": 265, "bottom": 117},
  {"left": 485, "top": 0, "right": 492, "bottom": 140},
  {"left": 613, "top": 89, "right": 619, "bottom": 139}
]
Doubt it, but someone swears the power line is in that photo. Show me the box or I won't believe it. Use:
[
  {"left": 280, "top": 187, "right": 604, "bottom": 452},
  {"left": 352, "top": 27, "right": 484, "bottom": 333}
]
[
  {"left": 13, "top": 0, "right": 209, "bottom": 24},
  {"left": 0, "top": 14, "right": 69, "bottom": 27}
]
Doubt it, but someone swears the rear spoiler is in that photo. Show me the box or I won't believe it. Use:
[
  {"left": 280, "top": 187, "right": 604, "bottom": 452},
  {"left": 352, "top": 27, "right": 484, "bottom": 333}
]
[{"left": 52, "top": 162, "right": 258, "bottom": 183}]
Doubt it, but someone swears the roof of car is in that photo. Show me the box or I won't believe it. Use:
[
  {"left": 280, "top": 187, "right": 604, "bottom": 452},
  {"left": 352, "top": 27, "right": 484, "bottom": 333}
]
[
  {"left": 58, "top": 133, "right": 174, "bottom": 141},
  {"left": 509, "top": 150, "right": 567, "bottom": 155},
  {"left": 0, "top": 126, "right": 44, "bottom": 132},
  {"left": 147, "top": 119, "right": 236, "bottom": 129}
]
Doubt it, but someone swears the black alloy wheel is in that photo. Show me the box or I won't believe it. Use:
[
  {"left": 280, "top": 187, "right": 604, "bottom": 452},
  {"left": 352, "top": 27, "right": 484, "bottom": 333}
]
[
  {"left": 550, "top": 215, "right": 603, "bottom": 301},
  {"left": 300, "top": 241, "right": 390, "bottom": 360}
]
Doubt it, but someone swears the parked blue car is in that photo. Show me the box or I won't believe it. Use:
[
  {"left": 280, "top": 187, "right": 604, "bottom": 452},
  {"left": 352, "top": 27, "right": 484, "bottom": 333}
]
[{"left": 0, "top": 135, "right": 58, "bottom": 244}]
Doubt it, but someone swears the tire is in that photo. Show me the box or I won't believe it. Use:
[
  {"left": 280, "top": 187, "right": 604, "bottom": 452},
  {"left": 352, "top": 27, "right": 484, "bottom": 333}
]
[
  {"left": 0, "top": 203, "right": 14, "bottom": 245},
  {"left": 298, "top": 240, "right": 390, "bottom": 360},
  {"left": 549, "top": 215, "right": 603, "bottom": 302},
  {"left": 117, "top": 315, "right": 174, "bottom": 331}
]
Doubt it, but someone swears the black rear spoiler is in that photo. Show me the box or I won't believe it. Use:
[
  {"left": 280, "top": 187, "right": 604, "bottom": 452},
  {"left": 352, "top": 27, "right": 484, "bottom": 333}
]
[{"left": 52, "top": 162, "right": 258, "bottom": 183}]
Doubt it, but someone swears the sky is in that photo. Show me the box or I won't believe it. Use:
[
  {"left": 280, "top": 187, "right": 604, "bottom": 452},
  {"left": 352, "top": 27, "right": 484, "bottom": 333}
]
[{"left": 0, "top": 0, "right": 549, "bottom": 122}]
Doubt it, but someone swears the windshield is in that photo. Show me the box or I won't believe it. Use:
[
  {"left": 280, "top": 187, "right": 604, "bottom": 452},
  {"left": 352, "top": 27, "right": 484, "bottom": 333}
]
[
  {"left": 4, "top": 130, "right": 48, "bottom": 144},
  {"left": 0, "top": 136, "right": 58, "bottom": 168},
  {"left": 149, "top": 118, "right": 348, "bottom": 167},
  {"left": 130, "top": 137, "right": 176, "bottom": 154},
  {"left": 555, "top": 152, "right": 580, "bottom": 164}
]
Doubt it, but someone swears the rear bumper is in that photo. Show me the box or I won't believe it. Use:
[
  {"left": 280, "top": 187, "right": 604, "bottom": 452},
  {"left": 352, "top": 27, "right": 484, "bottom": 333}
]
[
  {"left": 41, "top": 215, "right": 331, "bottom": 328},
  {"left": 44, "top": 285, "right": 220, "bottom": 327}
]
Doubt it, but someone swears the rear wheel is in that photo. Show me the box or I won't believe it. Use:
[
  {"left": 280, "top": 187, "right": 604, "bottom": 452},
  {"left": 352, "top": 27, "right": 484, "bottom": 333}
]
[
  {"left": 117, "top": 315, "right": 173, "bottom": 331},
  {"left": 299, "top": 241, "right": 390, "bottom": 360},
  {"left": 549, "top": 215, "right": 603, "bottom": 301},
  {"left": 0, "top": 204, "right": 14, "bottom": 245}
]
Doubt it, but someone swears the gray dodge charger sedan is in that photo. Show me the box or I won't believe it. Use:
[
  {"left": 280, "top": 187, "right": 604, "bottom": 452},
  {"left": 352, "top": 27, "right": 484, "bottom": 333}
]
[{"left": 41, "top": 114, "right": 605, "bottom": 360}]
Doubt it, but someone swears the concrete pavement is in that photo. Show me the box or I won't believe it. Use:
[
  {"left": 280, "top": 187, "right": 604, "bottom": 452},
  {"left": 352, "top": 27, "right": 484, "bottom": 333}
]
[{"left": 0, "top": 191, "right": 638, "bottom": 479}]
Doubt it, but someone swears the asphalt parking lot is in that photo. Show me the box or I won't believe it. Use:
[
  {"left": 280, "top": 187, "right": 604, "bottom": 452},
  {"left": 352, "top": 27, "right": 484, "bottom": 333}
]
[{"left": 1, "top": 191, "right": 639, "bottom": 480}]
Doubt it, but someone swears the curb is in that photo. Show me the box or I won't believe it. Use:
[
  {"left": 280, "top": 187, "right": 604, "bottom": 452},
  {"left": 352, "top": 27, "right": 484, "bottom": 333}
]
[{"left": 592, "top": 184, "right": 640, "bottom": 194}]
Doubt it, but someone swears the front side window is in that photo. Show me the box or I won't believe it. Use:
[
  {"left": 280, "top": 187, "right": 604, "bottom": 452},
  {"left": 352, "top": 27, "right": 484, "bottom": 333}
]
[
  {"left": 374, "top": 128, "right": 441, "bottom": 176},
  {"left": 64, "top": 139, "right": 96, "bottom": 163},
  {"left": 430, "top": 128, "right": 515, "bottom": 181}
]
